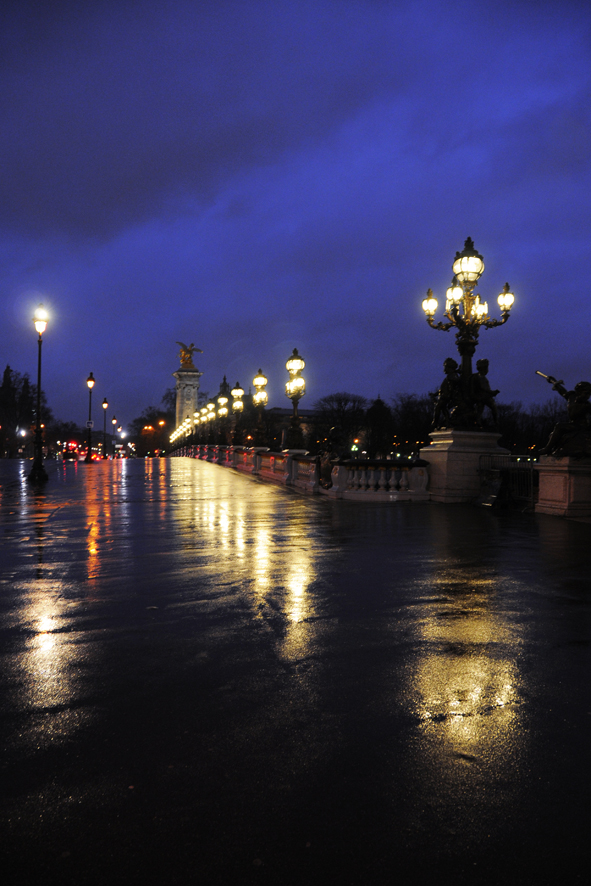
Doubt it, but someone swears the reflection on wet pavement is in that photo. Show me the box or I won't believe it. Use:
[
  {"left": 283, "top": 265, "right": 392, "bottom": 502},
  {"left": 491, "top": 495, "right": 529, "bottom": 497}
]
[{"left": 0, "top": 458, "right": 589, "bottom": 885}]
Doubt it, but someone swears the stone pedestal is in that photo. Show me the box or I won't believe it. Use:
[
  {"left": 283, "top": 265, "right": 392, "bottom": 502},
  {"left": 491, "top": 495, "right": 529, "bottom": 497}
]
[
  {"left": 535, "top": 457, "right": 591, "bottom": 517},
  {"left": 173, "top": 368, "right": 203, "bottom": 429},
  {"left": 419, "top": 429, "right": 508, "bottom": 504}
]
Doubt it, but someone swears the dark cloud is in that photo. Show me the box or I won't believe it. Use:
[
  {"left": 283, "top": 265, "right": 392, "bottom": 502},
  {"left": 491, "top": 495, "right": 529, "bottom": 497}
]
[
  {"left": 0, "top": 1, "right": 420, "bottom": 237},
  {"left": 0, "top": 0, "right": 589, "bottom": 427}
]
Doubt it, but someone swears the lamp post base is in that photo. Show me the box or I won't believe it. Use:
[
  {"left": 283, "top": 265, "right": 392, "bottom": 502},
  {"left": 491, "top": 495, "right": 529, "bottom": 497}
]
[
  {"left": 28, "top": 460, "right": 48, "bottom": 483},
  {"left": 419, "top": 428, "right": 508, "bottom": 503}
]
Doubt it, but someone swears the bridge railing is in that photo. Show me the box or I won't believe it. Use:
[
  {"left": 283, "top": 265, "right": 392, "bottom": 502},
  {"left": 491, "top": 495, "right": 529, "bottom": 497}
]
[{"left": 170, "top": 445, "right": 429, "bottom": 501}]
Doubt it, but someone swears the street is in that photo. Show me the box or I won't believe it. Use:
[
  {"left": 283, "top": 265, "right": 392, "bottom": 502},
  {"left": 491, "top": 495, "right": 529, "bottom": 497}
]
[{"left": 0, "top": 458, "right": 589, "bottom": 885}]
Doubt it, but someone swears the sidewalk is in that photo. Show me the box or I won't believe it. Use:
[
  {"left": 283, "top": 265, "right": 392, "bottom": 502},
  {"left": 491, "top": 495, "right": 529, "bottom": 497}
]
[{"left": 1, "top": 458, "right": 590, "bottom": 885}]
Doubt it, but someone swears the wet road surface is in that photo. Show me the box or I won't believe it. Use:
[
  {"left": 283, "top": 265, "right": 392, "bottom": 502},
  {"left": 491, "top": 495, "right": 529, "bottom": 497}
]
[{"left": 0, "top": 458, "right": 590, "bottom": 885}]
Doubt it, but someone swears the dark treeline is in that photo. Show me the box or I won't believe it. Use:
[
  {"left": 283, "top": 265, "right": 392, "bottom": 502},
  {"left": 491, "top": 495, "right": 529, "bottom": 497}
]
[
  {"left": 128, "top": 388, "right": 176, "bottom": 457},
  {"left": 304, "top": 391, "right": 567, "bottom": 458},
  {"left": 0, "top": 363, "right": 80, "bottom": 457}
]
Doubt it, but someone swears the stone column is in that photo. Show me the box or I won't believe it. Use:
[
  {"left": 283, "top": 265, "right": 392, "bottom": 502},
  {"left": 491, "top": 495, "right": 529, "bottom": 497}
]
[{"left": 173, "top": 369, "right": 203, "bottom": 429}]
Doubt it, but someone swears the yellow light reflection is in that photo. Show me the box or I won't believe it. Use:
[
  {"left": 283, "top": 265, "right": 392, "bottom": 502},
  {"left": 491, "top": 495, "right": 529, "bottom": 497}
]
[
  {"left": 403, "top": 565, "right": 526, "bottom": 811},
  {"left": 16, "top": 584, "right": 95, "bottom": 748},
  {"left": 286, "top": 561, "right": 311, "bottom": 624},
  {"left": 254, "top": 528, "right": 271, "bottom": 592}
]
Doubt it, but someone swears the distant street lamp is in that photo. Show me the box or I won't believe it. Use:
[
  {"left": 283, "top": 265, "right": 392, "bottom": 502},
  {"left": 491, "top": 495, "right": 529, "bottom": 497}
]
[
  {"left": 111, "top": 415, "right": 117, "bottom": 457},
  {"left": 84, "top": 373, "right": 95, "bottom": 463},
  {"left": 252, "top": 370, "right": 268, "bottom": 408},
  {"left": 252, "top": 369, "right": 268, "bottom": 446},
  {"left": 217, "top": 376, "right": 231, "bottom": 418},
  {"left": 285, "top": 348, "right": 306, "bottom": 417},
  {"left": 102, "top": 398, "right": 108, "bottom": 458},
  {"left": 421, "top": 237, "right": 515, "bottom": 428},
  {"left": 28, "top": 304, "right": 49, "bottom": 483},
  {"left": 231, "top": 382, "right": 244, "bottom": 413},
  {"left": 231, "top": 381, "right": 244, "bottom": 445},
  {"left": 285, "top": 348, "right": 306, "bottom": 448}
]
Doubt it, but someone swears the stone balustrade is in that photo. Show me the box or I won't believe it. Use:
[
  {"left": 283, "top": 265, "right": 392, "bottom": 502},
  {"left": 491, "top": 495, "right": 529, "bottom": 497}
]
[{"left": 169, "top": 445, "right": 429, "bottom": 502}]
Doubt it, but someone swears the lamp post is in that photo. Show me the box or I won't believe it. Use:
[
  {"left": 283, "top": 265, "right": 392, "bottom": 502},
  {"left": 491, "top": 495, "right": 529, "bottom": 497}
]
[
  {"left": 84, "top": 373, "right": 95, "bottom": 462},
  {"left": 111, "top": 416, "right": 117, "bottom": 457},
  {"left": 102, "top": 398, "right": 108, "bottom": 458},
  {"left": 285, "top": 348, "right": 306, "bottom": 448},
  {"left": 28, "top": 304, "right": 49, "bottom": 483},
  {"left": 216, "top": 376, "right": 231, "bottom": 444},
  {"left": 231, "top": 382, "right": 244, "bottom": 414},
  {"left": 421, "top": 237, "right": 515, "bottom": 428},
  {"left": 231, "top": 381, "right": 244, "bottom": 445},
  {"left": 252, "top": 369, "right": 268, "bottom": 446}
]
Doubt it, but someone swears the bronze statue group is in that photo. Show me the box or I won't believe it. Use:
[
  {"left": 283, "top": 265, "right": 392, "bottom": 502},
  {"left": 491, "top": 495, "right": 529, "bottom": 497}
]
[{"left": 431, "top": 357, "right": 591, "bottom": 458}]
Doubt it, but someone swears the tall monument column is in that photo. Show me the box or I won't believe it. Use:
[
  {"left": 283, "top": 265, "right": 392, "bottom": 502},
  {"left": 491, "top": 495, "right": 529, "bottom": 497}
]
[{"left": 173, "top": 342, "right": 203, "bottom": 428}]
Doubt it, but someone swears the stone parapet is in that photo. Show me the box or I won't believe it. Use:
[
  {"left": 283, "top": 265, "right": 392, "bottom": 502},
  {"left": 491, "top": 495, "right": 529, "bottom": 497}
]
[{"left": 170, "top": 447, "right": 429, "bottom": 504}]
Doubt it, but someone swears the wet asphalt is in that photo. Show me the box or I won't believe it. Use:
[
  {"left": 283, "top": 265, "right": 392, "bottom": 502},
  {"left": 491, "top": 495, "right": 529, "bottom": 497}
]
[{"left": 0, "top": 457, "right": 590, "bottom": 886}]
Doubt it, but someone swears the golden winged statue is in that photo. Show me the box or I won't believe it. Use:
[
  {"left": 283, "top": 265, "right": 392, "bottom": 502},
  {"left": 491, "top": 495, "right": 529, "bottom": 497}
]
[{"left": 176, "top": 341, "right": 203, "bottom": 369}]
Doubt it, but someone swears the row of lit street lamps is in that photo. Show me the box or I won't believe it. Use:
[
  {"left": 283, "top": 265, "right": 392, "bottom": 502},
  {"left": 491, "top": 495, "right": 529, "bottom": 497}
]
[
  {"left": 28, "top": 238, "right": 514, "bottom": 478},
  {"left": 170, "top": 348, "right": 307, "bottom": 446}
]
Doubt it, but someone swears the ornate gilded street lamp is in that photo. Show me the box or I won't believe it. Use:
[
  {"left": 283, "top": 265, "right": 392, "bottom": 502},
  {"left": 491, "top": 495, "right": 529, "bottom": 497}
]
[
  {"left": 285, "top": 348, "right": 305, "bottom": 416},
  {"left": 28, "top": 304, "right": 49, "bottom": 483},
  {"left": 102, "top": 398, "right": 108, "bottom": 458},
  {"left": 421, "top": 238, "right": 514, "bottom": 381},
  {"left": 84, "top": 372, "right": 95, "bottom": 463},
  {"left": 285, "top": 348, "right": 306, "bottom": 448},
  {"left": 421, "top": 238, "right": 515, "bottom": 428}
]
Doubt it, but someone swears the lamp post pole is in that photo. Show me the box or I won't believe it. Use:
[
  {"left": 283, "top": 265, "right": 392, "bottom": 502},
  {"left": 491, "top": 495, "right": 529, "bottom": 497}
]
[
  {"left": 85, "top": 373, "right": 95, "bottom": 463},
  {"left": 111, "top": 416, "right": 117, "bottom": 457},
  {"left": 102, "top": 398, "right": 108, "bottom": 458},
  {"left": 28, "top": 304, "right": 49, "bottom": 483}
]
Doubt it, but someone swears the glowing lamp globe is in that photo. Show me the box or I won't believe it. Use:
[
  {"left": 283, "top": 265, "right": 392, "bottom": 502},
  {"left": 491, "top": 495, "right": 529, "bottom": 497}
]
[
  {"left": 253, "top": 390, "right": 268, "bottom": 407},
  {"left": 498, "top": 283, "right": 515, "bottom": 311},
  {"left": 286, "top": 376, "right": 305, "bottom": 398},
  {"left": 253, "top": 370, "right": 267, "bottom": 389},
  {"left": 286, "top": 348, "right": 305, "bottom": 374},
  {"left": 452, "top": 237, "right": 485, "bottom": 284},
  {"left": 422, "top": 293, "right": 438, "bottom": 316},
  {"left": 445, "top": 280, "right": 463, "bottom": 305},
  {"left": 33, "top": 304, "right": 48, "bottom": 336}
]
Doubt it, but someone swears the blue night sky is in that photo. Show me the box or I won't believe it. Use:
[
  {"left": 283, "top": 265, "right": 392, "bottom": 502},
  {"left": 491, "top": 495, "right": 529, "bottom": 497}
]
[{"left": 1, "top": 0, "right": 590, "bottom": 430}]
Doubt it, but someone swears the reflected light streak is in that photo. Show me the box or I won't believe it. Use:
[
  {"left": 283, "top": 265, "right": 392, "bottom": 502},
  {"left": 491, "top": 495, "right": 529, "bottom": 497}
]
[
  {"left": 406, "top": 576, "right": 526, "bottom": 787},
  {"left": 16, "top": 585, "right": 96, "bottom": 748},
  {"left": 254, "top": 528, "right": 271, "bottom": 592},
  {"left": 286, "top": 560, "right": 311, "bottom": 624}
]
